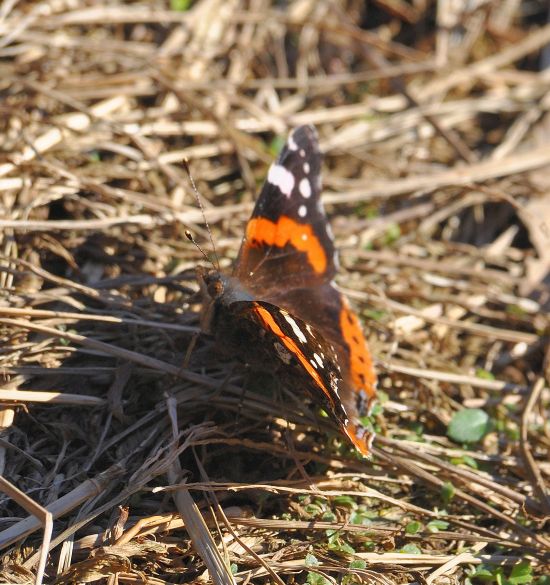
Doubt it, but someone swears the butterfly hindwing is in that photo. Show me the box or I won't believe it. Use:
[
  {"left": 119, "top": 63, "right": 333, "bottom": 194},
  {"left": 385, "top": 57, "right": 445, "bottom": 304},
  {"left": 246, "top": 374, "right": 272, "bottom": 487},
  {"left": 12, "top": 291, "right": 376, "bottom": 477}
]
[
  {"left": 234, "top": 125, "right": 337, "bottom": 296},
  {"left": 230, "top": 299, "right": 374, "bottom": 457},
  {"left": 266, "top": 282, "right": 377, "bottom": 437}
]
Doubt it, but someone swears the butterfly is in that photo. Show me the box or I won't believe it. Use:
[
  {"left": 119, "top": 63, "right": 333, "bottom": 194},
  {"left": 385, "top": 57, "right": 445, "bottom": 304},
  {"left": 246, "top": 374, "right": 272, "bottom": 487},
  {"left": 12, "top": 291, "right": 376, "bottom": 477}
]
[{"left": 198, "top": 125, "right": 377, "bottom": 457}]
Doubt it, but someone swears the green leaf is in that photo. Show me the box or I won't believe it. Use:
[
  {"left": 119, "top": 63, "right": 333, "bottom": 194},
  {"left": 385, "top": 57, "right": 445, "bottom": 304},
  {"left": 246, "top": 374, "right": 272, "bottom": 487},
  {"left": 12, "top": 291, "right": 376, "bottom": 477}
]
[
  {"left": 448, "top": 408, "right": 490, "bottom": 443},
  {"left": 376, "top": 390, "right": 389, "bottom": 404},
  {"left": 329, "top": 540, "right": 355, "bottom": 554},
  {"left": 170, "top": 0, "right": 191, "bottom": 10},
  {"left": 405, "top": 521, "right": 422, "bottom": 534},
  {"left": 426, "top": 519, "right": 449, "bottom": 532},
  {"left": 410, "top": 422, "right": 424, "bottom": 437},
  {"left": 506, "top": 304, "right": 526, "bottom": 317},
  {"left": 382, "top": 223, "right": 401, "bottom": 245},
  {"left": 307, "top": 571, "right": 330, "bottom": 585},
  {"left": 326, "top": 529, "right": 355, "bottom": 554},
  {"left": 398, "top": 543, "right": 422, "bottom": 554},
  {"left": 230, "top": 563, "right": 238, "bottom": 575},
  {"left": 508, "top": 561, "right": 533, "bottom": 585},
  {"left": 349, "top": 559, "right": 366, "bottom": 569},
  {"left": 505, "top": 426, "right": 520, "bottom": 441},
  {"left": 359, "top": 414, "right": 376, "bottom": 430},
  {"left": 349, "top": 510, "right": 372, "bottom": 526},
  {"left": 269, "top": 135, "right": 286, "bottom": 157},
  {"left": 475, "top": 368, "right": 495, "bottom": 380},
  {"left": 470, "top": 565, "right": 495, "bottom": 580},
  {"left": 305, "top": 504, "right": 324, "bottom": 516},
  {"left": 441, "top": 481, "right": 455, "bottom": 505},
  {"left": 362, "top": 309, "right": 387, "bottom": 321},
  {"left": 305, "top": 498, "right": 328, "bottom": 517},
  {"left": 305, "top": 553, "right": 320, "bottom": 567},
  {"left": 364, "top": 207, "right": 379, "bottom": 219},
  {"left": 461, "top": 455, "right": 479, "bottom": 469},
  {"left": 333, "top": 495, "right": 357, "bottom": 508},
  {"left": 369, "top": 403, "right": 383, "bottom": 416},
  {"left": 450, "top": 455, "right": 479, "bottom": 469}
]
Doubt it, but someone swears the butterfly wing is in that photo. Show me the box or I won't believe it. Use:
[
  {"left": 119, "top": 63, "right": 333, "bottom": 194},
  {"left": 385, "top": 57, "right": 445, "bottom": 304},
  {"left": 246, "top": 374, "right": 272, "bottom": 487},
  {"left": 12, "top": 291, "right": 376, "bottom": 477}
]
[
  {"left": 234, "top": 125, "right": 337, "bottom": 296},
  {"left": 229, "top": 124, "right": 377, "bottom": 457},
  {"left": 269, "top": 283, "right": 377, "bottom": 450},
  {"left": 229, "top": 299, "right": 375, "bottom": 457}
]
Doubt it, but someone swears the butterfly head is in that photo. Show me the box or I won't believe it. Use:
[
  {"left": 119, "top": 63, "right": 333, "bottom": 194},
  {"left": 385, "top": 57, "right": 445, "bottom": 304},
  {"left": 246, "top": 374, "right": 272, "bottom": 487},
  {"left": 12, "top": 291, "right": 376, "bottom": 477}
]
[
  {"left": 198, "top": 267, "right": 224, "bottom": 300},
  {"left": 197, "top": 266, "right": 253, "bottom": 306}
]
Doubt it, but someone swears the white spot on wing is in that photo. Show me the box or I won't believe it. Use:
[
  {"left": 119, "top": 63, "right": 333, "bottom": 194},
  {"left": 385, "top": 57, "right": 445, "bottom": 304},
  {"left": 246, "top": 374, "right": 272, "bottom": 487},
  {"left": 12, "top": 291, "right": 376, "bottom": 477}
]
[
  {"left": 313, "top": 353, "right": 323, "bottom": 368},
  {"left": 310, "top": 359, "right": 318, "bottom": 369},
  {"left": 283, "top": 314, "right": 307, "bottom": 344},
  {"left": 267, "top": 164, "right": 295, "bottom": 198},
  {"left": 301, "top": 233, "right": 308, "bottom": 241},
  {"left": 303, "top": 162, "right": 310, "bottom": 174},
  {"left": 330, "top": 372, "right": 341, "bottom": 400},
  {"left": 274, "top": 342, "right": 292, "bottom": 364},
  {"left": 288, "top": 135, "right": 298, "bottom": 151},
  {"left": 299, "top": 178, "right": 311, "bottom": 198},
  {"left": 299, "top": 149, "right": 306, "bottom": 157},
  {"left": 298, "top": 204, "right": 307, "bottom": 218}
]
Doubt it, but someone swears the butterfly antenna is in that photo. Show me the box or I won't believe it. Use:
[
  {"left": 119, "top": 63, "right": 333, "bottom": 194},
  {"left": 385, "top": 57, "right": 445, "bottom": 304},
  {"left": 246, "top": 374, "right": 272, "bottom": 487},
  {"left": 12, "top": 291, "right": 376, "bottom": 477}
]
[
  {"left": 184, "top": 230, "right": 217, "bottom": 270},
  {"left": 182, "top": 158, "right": 220, "bottom": 270}
]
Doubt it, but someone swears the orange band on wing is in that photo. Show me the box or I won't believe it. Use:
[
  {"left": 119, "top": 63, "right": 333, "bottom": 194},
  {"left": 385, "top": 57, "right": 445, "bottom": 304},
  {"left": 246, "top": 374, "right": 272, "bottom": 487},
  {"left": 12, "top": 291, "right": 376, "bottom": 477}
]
[
  {"left": 340, "top": 300, "right": 376, "bottom": 399},
  {"left": 253, "top": 305, "right": 335, "bottom": 409},
  {"left": 344, "top": 421, "right": 374, "bottom": 458},
  {"left": 246, "top": 216, "right": 326, "bottom": 274}
]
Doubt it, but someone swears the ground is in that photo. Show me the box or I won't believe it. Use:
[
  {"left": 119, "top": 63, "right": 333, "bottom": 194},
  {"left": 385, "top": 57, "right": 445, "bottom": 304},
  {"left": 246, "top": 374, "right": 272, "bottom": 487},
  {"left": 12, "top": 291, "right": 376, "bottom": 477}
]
[{"left": 0, "top": 1, "right": 549, "bottom": 584}]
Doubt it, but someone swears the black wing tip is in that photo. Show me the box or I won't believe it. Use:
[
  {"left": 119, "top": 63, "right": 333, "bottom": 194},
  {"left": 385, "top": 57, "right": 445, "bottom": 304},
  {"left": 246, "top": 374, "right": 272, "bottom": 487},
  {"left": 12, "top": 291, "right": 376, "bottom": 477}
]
[
  {"left": 275, "top": 124, "right": 320, "bottom": 166},
  {"left": 272, "top": 124, "right": 321, "bottom": 171},
  {"left": 289, "top": 124, "right": 319, "bottom": 148}
]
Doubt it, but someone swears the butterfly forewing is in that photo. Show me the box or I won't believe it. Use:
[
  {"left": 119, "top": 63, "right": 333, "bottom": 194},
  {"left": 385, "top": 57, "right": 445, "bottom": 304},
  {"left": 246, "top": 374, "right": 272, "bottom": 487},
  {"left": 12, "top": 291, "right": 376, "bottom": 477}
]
[{"left": 234, "top": 125, "right": 337, "bottom": 297}]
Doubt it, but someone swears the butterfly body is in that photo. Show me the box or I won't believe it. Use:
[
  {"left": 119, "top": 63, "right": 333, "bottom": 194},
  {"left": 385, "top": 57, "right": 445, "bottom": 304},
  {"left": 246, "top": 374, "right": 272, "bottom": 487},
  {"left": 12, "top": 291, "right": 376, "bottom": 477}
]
[{"left": 199, "top": 125, "right": 377, "bottom": 457}]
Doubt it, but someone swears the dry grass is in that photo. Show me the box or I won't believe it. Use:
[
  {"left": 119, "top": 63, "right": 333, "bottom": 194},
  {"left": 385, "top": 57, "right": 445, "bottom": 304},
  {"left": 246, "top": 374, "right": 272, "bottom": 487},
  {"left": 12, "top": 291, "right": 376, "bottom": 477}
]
[{"left": 1, "top": 1, "right": 550, "bottom": 584}]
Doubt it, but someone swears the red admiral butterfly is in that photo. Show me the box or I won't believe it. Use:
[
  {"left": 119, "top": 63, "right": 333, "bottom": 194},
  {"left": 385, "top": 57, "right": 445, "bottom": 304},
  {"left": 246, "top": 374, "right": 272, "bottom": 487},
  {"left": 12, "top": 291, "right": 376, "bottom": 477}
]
[{"left": 198, "top": 125, "right": 377, "bottom": 457}]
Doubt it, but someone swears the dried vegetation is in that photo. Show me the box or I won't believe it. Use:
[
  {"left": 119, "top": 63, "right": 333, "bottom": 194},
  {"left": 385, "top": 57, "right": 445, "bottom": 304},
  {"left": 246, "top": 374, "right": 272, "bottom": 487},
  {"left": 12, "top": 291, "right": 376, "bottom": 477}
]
[{"left": 0, "top": 1, "right": 549, "bottom": 584}]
